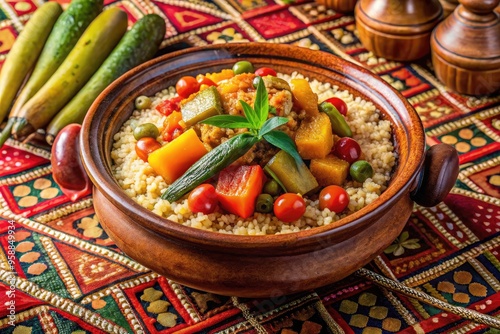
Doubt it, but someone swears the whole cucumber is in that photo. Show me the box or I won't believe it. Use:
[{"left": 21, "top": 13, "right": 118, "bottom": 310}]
[
  {"left": 46, "top": 14, "right": 166, "bottom": 144},
  {"left": 9, "top": 0, "right": 104, "bottom": 120},
  {"left": 162, "top": 133, "right": 259, "bottom": 202},
  {"left": 12, "top": 7, "right": 128, "bottom": 140},
  {"left": 0, "top": 0, "right": 103, "bottom": 148},
  {"left": 0, "top": 2, "right": 62, "bottom": 125}
]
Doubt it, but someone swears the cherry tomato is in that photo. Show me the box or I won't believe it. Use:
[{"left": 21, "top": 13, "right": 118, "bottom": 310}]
[
  {"left": 334, "top": 137, "right": 361, "bottom": 164},
  {"left": 135, "top": 137, "right": 161, "bottom": 162},
  {"left": 255, "top": 67, "right": 277, "bottom": 77},
  {"left": 188, "top": 184, "right": 218, "bottom": 214},
  {"left": 319, "top": 185, "right": 350, "bottom": 213},
  {"left": 176, "top": 76, "right": 200, "bottom": 98},
  {"left": 274, "top": 193, "right": 306, "bottom": 222},
  {"left": 196, "top": 75, "right": 217, "bottom": 87},
  {"left": 324, "top": 97, "right": 348, "bottom": 116}
]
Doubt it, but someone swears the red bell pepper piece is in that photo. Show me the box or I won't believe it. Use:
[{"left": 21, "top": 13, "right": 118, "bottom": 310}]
[
  {"left": 216, "top": 165, "right": 265, "bottom": 219},
  {"left": 155, "top": 96, "right": 182, "bottom": 116}
]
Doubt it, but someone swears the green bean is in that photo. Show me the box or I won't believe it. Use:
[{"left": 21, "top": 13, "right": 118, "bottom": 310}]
[
  {"left": 350, "top": 160, "right": 373, "bottom": 183},
  {"left": 255, "top": 194, "right": 274, "bottom": 213},
  {"left": 319, "top": 101, "right": 352, "bottom": 137}
]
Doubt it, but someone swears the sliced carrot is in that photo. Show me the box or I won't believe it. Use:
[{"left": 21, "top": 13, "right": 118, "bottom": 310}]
[
  {"left": 216, "top": 165, "right": 265, "bottom": 218},
  {"left": 148, "top": 128, "right": 208, "bottom": 184}
]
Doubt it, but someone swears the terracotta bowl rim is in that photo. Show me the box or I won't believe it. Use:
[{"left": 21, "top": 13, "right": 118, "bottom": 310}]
[{"left": 81, "top": 42, "right": 425, "bottom": 251}]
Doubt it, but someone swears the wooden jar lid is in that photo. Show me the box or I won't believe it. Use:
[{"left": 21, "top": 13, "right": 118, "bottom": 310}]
[
  {"left": 355, "top": 0, "right": 444, "bottom": 61},
  {"left": 431, "top": 0, "right": 500, "bottom": 95}
]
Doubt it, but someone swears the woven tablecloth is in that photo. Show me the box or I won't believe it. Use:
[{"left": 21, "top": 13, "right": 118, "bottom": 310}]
[{"left": 1, "top": 0, "right": 499, "bottom": 333}]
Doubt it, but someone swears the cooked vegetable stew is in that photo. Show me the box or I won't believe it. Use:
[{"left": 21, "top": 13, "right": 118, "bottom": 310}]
[{"left": 111, "top": 62, "right": 397, "bottom": 235}]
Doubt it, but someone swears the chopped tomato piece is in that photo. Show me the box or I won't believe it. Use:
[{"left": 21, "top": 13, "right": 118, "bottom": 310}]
[
  {"left": 162, "top": 111, "right": 184, "bottom": 142},
  {"left": 155, "top": 96, "right": 183, "bottom": 116},
  {"left": 216, "top": 165, "right": 265, "bottom": 219}
]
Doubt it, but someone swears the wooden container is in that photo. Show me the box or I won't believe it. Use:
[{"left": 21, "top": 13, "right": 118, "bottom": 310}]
[
  {"left": 315, "top": 0, "right": 358, "bottom": 13},
  {"left": 440, "top": 0, "right": 459, "bottom": 17},
  {"left": 431, "top": 0, "right": 500, "bottom": 96},
  {"left": 355, "top": 0, "right": 444, "bottom": 61},
  {"left": 79, "top": 43, "right": 458, "bottom": 297}
]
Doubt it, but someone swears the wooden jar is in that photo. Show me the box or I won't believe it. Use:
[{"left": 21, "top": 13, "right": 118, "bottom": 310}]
[
  {"left": 355, "top": 0, "right": 444, "bottom": 61},
  {"left": 430, "top": 0, "right": 500, "bottom": 96},
  {"left": 315, "top": 0, "right": 358, "bottom": 13},
  {"left": 440, "top": 0, "right": 459, "bottom": 17}
]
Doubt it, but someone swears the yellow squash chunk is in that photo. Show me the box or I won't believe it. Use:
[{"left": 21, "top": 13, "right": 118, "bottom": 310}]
[
  {"left": 295, "top": 112, "right": 333, "bottom": 159},
  {"left": 290, "top": 78, "right": 319, "bottom": 116},
  {"left": 148, "top": 128, "right": 208, "bottom": 184},
  {"left": 205, "top": 69, "right": 234, "bottom": 84},
  {"left": 310, "top": 154, "right": 350, "bottom": 187}
]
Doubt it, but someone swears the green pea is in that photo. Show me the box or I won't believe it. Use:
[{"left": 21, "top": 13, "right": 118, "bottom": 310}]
[
  {"left": 350, "top": 160, "right": 373, "bottom": 183},
  {"left": 133, "top": 123, "right": 159, "bottom": 140},
  {"left": 232, "top": 61, "right": 254, "bottom": 75},
  {"left": 135, "top": 95, "right": 151, "bottom": 110},
  {"left": 263, "top": 180, "right": 280, "bottom": 196},
  {"left": 255, "top": 193, "right": 274, "bottom": 213}
]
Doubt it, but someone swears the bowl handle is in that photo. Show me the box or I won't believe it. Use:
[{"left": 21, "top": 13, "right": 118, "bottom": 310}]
[{"left": 410, "top": 143, "right": 459, "bottom": 207}]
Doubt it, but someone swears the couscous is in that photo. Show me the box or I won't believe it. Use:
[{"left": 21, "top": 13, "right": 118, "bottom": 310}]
[{"left": 111, "top": 63, "right": 397, "bottom": 235}]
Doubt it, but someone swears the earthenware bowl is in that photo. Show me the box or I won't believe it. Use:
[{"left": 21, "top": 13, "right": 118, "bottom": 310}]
[{"left": 80, "top": 43, "right": 458, "bottom": 298}]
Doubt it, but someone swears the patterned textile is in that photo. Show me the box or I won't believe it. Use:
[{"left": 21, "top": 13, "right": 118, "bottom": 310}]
[{"left": 0, "top": 0, "right": 499, "bottom": 333}]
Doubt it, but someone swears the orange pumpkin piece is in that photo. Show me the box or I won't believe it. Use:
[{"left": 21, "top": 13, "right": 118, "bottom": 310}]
[
  {"left": 295, "top": 112, "right": 333, "bottom": 159},
  {"left": 205, "top": 69, "right": 234, "bottom": 84},
  {"left": 290, "top": 78, "right": 319, "bottom": 116},
  {"left": 310, "top": 154, "right": 350, "bottom": 186},
  {"left": 148, "top": 128, "right": 208, "bottom": 184}
]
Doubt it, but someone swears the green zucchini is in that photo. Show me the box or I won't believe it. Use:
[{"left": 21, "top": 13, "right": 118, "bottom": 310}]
[
  {"left": 265, "top": 150, "right": 319, "bottom": 195},
  {"left": 45, "top": 14, "right": 166, "bottom": 144},
  {"left": 181, "top": 86, "right": 223, "bottom": 127},
  {"left": 11, "top": 7, "right": 128, "bottom": 140},
  {"left": 0, "top": 2, "right": 62, "bottom": 127},
  {"left": 0, "top": 0, "right": 103, "bottom": 148},
  {"left": 162, "top": 133, "right": 259, "bottom": 202}
]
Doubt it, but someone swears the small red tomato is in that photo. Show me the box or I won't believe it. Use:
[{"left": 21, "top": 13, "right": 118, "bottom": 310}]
[
  {"left": 319, "top": 185, "right": 350, "bottom": 213},
  {"left": 334, "top": 137, "right": 361, "bottom": 164},
  {"left": 188, "top": 184, "right": 218, "bottom": 214},
  {"left": 176, "top": 76, "right": 200, "bottom": 98},
  {"left": 255, "top": 67, "right": 277, "bottom": 77},
  {"left": 135, "top": 137, "right": 161, "bottom": 162},
  {"left": 274, "top": 193, "right": 306, "bottom": 222},
  {"left": 324, "top": 97, "right": 348, "bottom": 116},
  {"left": 197, "top": 76, "right": 217, "bottom": 87}
]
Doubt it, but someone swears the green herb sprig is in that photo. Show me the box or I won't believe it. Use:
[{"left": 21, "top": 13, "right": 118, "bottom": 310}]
[{"left": 201, "top": 77, "right": 302, "bottom": 165}]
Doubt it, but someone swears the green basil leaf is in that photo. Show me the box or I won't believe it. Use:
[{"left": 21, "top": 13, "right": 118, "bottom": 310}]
[
  {"left": 263, "top": 130, "right": 303, "bottom": 166},
  {"left": 259, "top": 117, "right": 289, "bottom": 137},
  {"left": 240, "top": 100, "right": 259, "bottom": 128},
  {"left": 201, "top": 115, "right": 253, "bottom": 129},
  {"left": 254, "top": 77, "right": 269, "bottom": 126}
]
